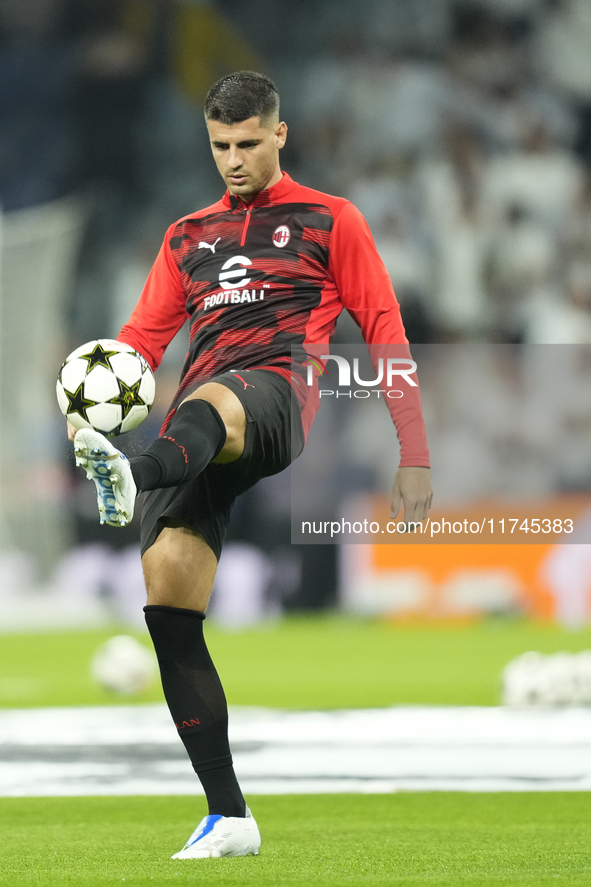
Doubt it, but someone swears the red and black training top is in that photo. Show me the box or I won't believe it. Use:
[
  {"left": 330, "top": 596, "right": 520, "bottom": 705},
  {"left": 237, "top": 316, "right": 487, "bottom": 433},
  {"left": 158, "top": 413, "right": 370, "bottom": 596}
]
[{"left": 119, "top": 172, "right": 430, "bottom": 467}]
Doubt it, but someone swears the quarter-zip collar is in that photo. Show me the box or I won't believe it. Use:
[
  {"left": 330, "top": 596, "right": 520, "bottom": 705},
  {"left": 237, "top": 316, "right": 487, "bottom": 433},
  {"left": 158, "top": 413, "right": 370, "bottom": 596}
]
[{"left": 223, "top": 171, "right": 299, "bottom": 211}]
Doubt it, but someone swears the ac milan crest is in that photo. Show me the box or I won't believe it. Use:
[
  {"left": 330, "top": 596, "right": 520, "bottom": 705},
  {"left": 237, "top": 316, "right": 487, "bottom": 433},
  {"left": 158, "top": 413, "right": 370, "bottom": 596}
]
[{"left": 272, "top": 225, "right": 291, "bottom": 248}]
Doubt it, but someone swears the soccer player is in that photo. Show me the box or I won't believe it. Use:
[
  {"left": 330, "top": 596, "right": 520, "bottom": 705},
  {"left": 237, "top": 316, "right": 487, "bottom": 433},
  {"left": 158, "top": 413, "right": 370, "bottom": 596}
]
[{"left": 70, "top": 71, "right": 433, "bottom": 858}]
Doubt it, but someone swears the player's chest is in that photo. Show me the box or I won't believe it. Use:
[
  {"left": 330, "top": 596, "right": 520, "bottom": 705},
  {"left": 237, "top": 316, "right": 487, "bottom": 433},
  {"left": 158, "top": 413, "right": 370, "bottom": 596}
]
[{"left": 178, "top": 205, "right": 331, "bottom": 288}]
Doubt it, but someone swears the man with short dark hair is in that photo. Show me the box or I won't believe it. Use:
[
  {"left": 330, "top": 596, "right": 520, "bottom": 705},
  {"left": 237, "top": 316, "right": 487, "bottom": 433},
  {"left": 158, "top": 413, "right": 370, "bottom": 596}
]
[{"left": 72, "top": 70, "right": 433, "bottom": 859}]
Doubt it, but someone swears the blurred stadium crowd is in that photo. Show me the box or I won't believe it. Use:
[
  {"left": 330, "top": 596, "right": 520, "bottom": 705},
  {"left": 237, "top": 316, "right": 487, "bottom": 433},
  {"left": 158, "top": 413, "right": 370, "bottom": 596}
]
[
  {"left": 4, "top": 0, "right": 591, "bottom": 344},
  {"left": 2, "top": 0, "right": 591, "bottom": 624}
]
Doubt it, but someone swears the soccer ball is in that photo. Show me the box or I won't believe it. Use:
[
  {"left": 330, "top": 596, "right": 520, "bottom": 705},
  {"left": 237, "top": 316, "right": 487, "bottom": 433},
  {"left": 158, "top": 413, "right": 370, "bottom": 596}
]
[
  {"left": 501, "top": 651, "right": 545, "bottom": 706},
  {"left": 90, "top": 635, "right": 157, "bottom": 695},
  {"left": 56, "top": 339, "right": 155, "bottom": 436},
  {"left": 572, "top": 651, "right": 591, "bottom": 705},
  {"left": 501, "top": 650, "right": 591, "bottom": 707}
]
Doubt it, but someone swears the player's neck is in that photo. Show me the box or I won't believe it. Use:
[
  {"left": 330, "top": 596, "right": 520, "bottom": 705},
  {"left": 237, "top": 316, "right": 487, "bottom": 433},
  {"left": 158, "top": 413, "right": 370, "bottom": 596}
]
[{"left": 240, "top": 168, "right": 284, "bottom": 204}]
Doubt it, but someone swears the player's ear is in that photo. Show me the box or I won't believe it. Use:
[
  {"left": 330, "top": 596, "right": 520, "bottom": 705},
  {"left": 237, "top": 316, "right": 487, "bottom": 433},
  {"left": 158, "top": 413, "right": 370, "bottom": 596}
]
[{"left": 275, "top": 121, "right": 287, "bottom": 150}]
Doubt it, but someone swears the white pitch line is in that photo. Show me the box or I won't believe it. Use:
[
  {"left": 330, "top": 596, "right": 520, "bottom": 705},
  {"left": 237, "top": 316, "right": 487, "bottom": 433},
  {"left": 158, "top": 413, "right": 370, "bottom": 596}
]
[{"left": 1, "top": 705, "right": 591, "bottom": 797}]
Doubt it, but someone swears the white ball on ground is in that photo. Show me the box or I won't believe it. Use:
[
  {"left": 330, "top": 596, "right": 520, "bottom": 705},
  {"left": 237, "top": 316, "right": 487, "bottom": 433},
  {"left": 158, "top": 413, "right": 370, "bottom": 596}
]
[
  {"left": 90, "top": 635, "right": 157, "bottom": 695},
  {"left": 501, "top": 650, "right": 545, "bottom": 706},
  {"left": 537, "top": 652, "right": 576, "bottom": 706},
  {"left": 502, "top": 649, "right": 591, "bottom": 707},
  {"left": 571, "top": 651, "right": 591, "bottom": 705}
]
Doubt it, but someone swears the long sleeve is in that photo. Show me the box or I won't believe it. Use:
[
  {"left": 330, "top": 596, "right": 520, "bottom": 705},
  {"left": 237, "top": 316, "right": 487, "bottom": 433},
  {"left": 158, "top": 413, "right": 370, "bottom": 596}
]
[{"left": 329, "top": 202, "right": 430, "bottom": 467}]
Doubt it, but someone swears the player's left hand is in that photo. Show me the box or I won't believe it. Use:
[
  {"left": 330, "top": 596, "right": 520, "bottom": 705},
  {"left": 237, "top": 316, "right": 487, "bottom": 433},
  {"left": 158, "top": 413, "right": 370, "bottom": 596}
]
[{"left": 390, "top": 466, "right": 433, "bottom": 526}]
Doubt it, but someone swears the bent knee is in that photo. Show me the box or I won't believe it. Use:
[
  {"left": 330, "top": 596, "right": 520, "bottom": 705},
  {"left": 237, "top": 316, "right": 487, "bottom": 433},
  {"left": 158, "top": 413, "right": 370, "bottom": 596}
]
[
  {"left": 143, "top": 566, "right": 213, "bottom": 611},
  {"left": 141, "top": 525, "right": 217, "bottom": 610},
  {"left": 184, "top": 383, "right": 246, "bottom": 462}
]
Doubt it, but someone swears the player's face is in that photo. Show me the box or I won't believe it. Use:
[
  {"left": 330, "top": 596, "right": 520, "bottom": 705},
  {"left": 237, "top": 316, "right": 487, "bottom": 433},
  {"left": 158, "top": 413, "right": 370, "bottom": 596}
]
[{"left": 207, "top": 116, "right": 287, "bottom": 201}]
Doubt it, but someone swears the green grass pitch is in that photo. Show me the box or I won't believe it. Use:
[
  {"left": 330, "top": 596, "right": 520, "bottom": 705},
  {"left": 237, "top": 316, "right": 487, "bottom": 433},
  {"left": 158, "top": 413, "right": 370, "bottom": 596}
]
[
  {"left": 1, "top": 615, "right": 591, "bottom": 709},
  {"left": 2, "top": 616, "right": 591, "bottom": 884},
  {"left": 0, "top": 794, "right": 590, "bottom": 886}
]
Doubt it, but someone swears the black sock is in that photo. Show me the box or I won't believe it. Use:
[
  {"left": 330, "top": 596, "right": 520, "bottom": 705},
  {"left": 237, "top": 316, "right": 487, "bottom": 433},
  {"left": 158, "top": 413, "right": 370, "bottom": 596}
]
[
  {"left": 130, "top": 399, "right": 226, "bottom": 491},
  {"left": 144, "top": 604, "right": 246, "bottom": 818}
]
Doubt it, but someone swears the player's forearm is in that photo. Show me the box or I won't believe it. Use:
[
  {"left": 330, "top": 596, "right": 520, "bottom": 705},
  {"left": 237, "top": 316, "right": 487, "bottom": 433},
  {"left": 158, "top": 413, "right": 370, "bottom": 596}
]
[
  {"left": 363, "top": 342, "right": 430, "bottom": 467},
  {"left": 395, "top": 403, "right": 431, "bottom": 467},
  {"left": 118, "top": 323, "right": 170, "bottom": 372}
]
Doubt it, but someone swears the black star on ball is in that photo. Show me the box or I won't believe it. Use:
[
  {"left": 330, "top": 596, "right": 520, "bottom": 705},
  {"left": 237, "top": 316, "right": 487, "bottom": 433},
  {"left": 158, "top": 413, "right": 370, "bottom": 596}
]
[
  {"left": 80, "top": 343, "right": 119, "bottom": 371},
  {"left": 108, "top": 378, "right": 145, "bottom": 419},
  {"left": 64, "top": 381, "right": 95, "bottom": 423}
]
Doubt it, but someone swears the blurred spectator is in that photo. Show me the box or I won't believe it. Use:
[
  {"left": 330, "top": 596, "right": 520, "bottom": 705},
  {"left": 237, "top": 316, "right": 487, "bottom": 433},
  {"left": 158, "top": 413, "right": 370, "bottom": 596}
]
[
  {"left": 542, "top": 542, "right": 591, "bottom": 628},
  {"left": 482, "top": 122, "right": 584, "bottom": 229},
  {"left": 295, "top": 33, "right": 376, "bottom": 189},
  {"left": 373, "top": 213, "right": 430, "bottom": 301},
  {"left": 488, "top": 203, "right": 558, "bottom": 339},
  {"left": 347, "top": 167, "right": 431, "bottom": 326},
  {"left": 535, "top": 0, "right": 591, "bottom": 166},
  {"left": 0, "top": 0, "right": 79, "bottom": 210},
  {"left": 67, "top": 0, "right": 155, "bottom": 199},
  {"left": 364, "top": 0, "right": 452, "bottom": 55},
  {"left": 524, "top": 260, "right": 591, "bottom": 342},
  {"left": 418, "top": 125, "right": 491, "bottom": 337},
  {"left": 363, "top": 53, "right": 451, "bottom": 166}
]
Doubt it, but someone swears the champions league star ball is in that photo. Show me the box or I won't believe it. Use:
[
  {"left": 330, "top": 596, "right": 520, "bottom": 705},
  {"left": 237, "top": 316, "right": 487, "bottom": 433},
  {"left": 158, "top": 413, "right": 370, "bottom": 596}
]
[
  {"left": 56, "top": 339, "right": 155, "bottom": 436},
  {"left": 90, "top": 635, "right": 157, "bottom": 695}
]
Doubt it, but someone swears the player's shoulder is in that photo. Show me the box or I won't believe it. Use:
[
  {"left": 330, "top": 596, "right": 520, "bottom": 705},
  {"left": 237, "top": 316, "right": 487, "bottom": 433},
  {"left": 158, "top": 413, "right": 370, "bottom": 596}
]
[
  {"left": 285, "top": 180, "right": 353, "bottom": 218},
  {"left": 286, "top": 182, "right": 368, "bottom": 237},
  {"left": 166, "top": 198, "right": 228, "bottom": 236}
]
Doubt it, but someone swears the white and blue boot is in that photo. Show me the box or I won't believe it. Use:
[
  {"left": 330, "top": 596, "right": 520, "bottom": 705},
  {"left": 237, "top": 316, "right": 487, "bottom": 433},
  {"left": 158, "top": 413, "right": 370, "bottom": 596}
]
[
  {"left": 172, "top": 808, "right": 261, "bottom": 859},
  {"left": 73, "top": 428, "right": 137, "bottom": 527}
]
